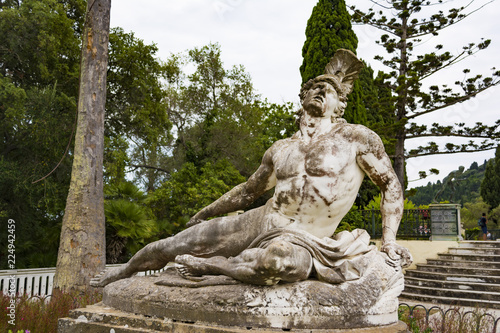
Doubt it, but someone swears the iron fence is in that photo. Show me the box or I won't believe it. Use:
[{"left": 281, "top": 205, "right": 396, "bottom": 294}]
[
  {"left": 399, "top": 303, "right": 500, "bottom": 333},
  {"left": 359, "top": 209, "right": 432, "bottom": 239}
]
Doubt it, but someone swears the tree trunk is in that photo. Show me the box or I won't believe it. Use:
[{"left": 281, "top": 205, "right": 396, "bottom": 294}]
[
  {"left": 54, "top": 0, "right": 111, "bottom": 292},
  {"left": 394, "top": 8, "right": 409, "bottom": 191}
]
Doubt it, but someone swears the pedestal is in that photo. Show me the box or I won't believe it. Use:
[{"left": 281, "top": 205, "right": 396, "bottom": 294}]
[{"left": 59, "top": 260, "right": 407, "bottom": 332}]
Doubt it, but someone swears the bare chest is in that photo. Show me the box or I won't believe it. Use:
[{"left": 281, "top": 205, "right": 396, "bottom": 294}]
[{"left": 273, "top": 136, "right": 356, "bottom": 179}]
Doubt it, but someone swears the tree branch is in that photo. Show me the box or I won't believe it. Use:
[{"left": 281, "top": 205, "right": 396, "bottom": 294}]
[
  {"left": 407, "top": 83, "right": 498, "bottom": 120},
  {"left": 406, "top": 146, "right": 497, "bottom": 159},
  {"left": 128, "top": 164, "right": 170, "bottom": 174}
]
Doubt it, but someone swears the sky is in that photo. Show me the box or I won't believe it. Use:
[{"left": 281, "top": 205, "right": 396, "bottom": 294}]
[{"left": 109, "top": 0, "right": 499, "bottom": 189}]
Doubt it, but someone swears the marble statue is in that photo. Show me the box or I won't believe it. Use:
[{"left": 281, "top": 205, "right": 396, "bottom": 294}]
[{"left": 91, "top": 49, "right": 412, "bottom": 289}]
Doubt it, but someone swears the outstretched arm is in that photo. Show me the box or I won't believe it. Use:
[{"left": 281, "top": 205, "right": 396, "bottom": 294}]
[
  {"left": 356, "top": 129, "right": 412, "bottom": 267},
  {"left": 187, "top": 144, "right": 278, "bottom": 227}
]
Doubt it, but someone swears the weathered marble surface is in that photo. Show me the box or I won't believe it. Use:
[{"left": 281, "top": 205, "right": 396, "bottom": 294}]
[
  {"left": 101, "top": 250, "right": 403, "bottom": 330},
  {"left": 59, "top": 304, "right": 409, "bottom": 332}
]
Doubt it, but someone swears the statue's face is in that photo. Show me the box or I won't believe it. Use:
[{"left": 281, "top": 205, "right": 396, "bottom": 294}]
[{"left": 302, "top": 81, "right": 341, "bottom": 118}]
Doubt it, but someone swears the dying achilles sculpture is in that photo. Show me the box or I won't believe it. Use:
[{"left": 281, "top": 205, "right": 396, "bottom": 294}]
[{"left": 91, "top": 49, "right": 412, "bottom": 331}]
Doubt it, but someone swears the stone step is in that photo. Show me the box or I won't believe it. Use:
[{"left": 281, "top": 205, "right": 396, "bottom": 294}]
[
  {"left": 426, "top": 259, "right": 500, "bottom": 269},
  {"left": 400, "top": 292, "right": 500, "bottom": 310},
  {"left": 405, "top": 269, "right": 500, "bottom": 284},
  {"left": 415, "top": 264, "right": 500, "bottom": 276},
  {"left": 459, "top": 241, "right": 500, "bottom": 249},
  {"left": 448, "top": 247, "right": 500, "bottom": 255},
  {"left": 437, "top": 252, "right": 500, "bottom": 262},
  {"left": 59, "top": 302, "right": 410, "bottom": 333},
  {"left": 403, "top": 284, "right": 500, "bottom": 302},
  {"left": 405, "top": 276, "right": 500, "bottom": 293},
  {"left": 58, "top": 303, "right": 264, "bottom": 333}
]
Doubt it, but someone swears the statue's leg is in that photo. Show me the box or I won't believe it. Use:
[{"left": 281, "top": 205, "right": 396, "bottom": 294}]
[
  {"left": 91, "top": 207, "right": 268, "bottom": 287},
  {"left": 175, "top": 239, "right": 313, "bottom": 285}
]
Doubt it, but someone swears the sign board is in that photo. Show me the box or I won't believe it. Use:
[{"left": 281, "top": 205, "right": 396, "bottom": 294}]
[{"left": 429, "top": 204, "right": 460, "bottom": 240}]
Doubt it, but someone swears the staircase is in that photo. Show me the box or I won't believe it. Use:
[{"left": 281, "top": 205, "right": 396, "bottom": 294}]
[{"left": 401, "top": 240, "right": 500, "bottom": 309}]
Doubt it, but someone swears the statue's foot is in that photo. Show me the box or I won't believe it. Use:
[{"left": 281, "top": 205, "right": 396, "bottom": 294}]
[
  {"left": 90, "top": 266, "right": 132, "bottom": 287},
  {"left": 175, "top": 254, "right": 215, "bottom": 280}
]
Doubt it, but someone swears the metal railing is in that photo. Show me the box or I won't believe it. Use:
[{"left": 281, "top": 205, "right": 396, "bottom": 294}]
[
  {"left": 399, "top": 303, "right": 500, "bottom": 333},
  {"left": 359, "top": 209, "right": 432, "bottom": 239}
]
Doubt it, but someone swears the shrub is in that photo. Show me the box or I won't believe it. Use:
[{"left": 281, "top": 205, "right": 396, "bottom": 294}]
[{"left": 1, "top": 289, "right": 101, "bottom": 333}]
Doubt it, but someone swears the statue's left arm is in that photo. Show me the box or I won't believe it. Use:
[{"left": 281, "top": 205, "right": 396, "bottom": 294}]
[{"left": 356, "top": 128, "right": 413, "bottom": 267}]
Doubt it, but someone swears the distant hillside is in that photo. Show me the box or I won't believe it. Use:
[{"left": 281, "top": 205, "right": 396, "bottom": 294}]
[{"left": 409, "top": 160, "right": 489, "bottom": 206}]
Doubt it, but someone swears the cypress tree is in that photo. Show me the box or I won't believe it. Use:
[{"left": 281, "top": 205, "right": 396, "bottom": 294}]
[
  {"left": 300, "top": 0, "right": 358, "bottom": 83},
  {"left": 300, "top": 0, "right": 377, "bottom": 126},
  {"left": 481, "top": 146, "right": 500, "bottom": 209}
]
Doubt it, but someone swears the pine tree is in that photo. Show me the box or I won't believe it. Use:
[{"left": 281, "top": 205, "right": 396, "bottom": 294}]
[
  {"left": 350, "top": 1, "right": 500, "bottom": 188},
  {"left": 481, "top": 146, "right": 500, "bottom": 209}
]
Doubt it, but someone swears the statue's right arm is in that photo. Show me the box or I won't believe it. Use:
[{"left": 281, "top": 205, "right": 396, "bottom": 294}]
[{"left": 187, "top": 144, "right": 278, "bottom": 227}]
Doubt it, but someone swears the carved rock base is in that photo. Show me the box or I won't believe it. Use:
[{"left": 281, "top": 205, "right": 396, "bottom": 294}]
[
  {"left": 58, "top": 303, "right": 409, "bottom": 333},
  {"left": 94, "top": 255, "right": 404, "bottom": 331}
]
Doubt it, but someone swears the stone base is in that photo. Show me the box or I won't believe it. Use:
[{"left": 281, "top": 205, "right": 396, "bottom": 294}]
[
  {"left": 96, "top": 259, "right": 403, "bottom": 330},
  {"left": 58, "top": 303, "right": 409, "bottom": 332}
]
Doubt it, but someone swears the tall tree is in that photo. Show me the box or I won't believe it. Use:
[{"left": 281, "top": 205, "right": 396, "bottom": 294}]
[
  {"left": 54, "top": 0, "right": 111, "bottom": 291},
  {"left": 0, "top": 0, "right": 85, "bottom": 269},
  {"left": 105, "top": 28, "right": 171, "bottom": 192},
  {"left": 481, "top": 145, "right": 500, "bottom": 209},
  {"left": 300, "top": 0, "right": 358, "bottom": 82},
  {"left": 164, "top": 43, "right": 270, "bottom": 178},
  {"left": 350, "top": 1, "right": 500, "bottom": 188},
  {"left": 300, "top": 0, "right": 387, "bottom": 128}
]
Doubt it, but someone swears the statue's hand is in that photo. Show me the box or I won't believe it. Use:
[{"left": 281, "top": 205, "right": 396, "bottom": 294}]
[{"left": 381, "top": 242, "right": 413, "bottom": 268}]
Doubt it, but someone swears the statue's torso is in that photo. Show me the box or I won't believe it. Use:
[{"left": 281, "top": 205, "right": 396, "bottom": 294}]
[{"left": 267, "top": 124, "right": 366, "bottom": 238}]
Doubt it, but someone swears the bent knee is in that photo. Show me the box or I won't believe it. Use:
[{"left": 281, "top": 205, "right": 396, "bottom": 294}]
[
  {"left": 259, "top": 241, "right": 311, "bottom": 277},
  {"left": 263, "top": 240, "right": 294, "bottom": 258}
]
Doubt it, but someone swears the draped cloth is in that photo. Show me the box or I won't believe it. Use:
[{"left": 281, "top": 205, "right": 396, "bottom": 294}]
[{"left": 247, "top": 228, "right": 377, "bottom": 284}]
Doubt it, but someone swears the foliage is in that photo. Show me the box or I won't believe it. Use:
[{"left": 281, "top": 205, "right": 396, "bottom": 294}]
[
  {"left": 0, "top": 78, "right": 75, "bottom": 269},
  {"left": 480, "top": 145, "right": 500, "bottom": 209},
  {"left": 300, "top": 0, "right": 390, "bottom": 128},
  {"left": 336, "top": 205, "right": 364, "bottom": 233},
  {"left": 104, "top": 181, "right": 157, "bottom": 263},
  {"left": 489, "top": 204, "right": 500, "bottom": 226},
  {"left": 148, "top": 159, "right": 246, "bottom": 237},
  {"left": 461, "top": 196, "right": 490, "bottom": 229},
  {"left": 300, "top": 0, "right": 358, "bottom": 83},
  {"left": 350, "top": 1, "right": 500, "bottom": 188},
  {"left": 367, "top": 193, "right": 417, "bottom": 210},
  {"left": 0, "top": 289, "right": 101, "bottom": 333},
  {"left": 0, "top": 0, "right": 84, "bottom": 269},
  {"left": 398, "top": 307, "right": 433, "bottom": 333},
  {"left": 410, "top": 160, "right": 487, "bottom": 206},
  {"left": 0, "top": 0, "right": 178, "bottom": 268},
  {"left": 0, "top": 0, "right": 84, "bottom": 96},
  {"left": 106, "top": 28, "right": 172, "bottom": 192}
]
